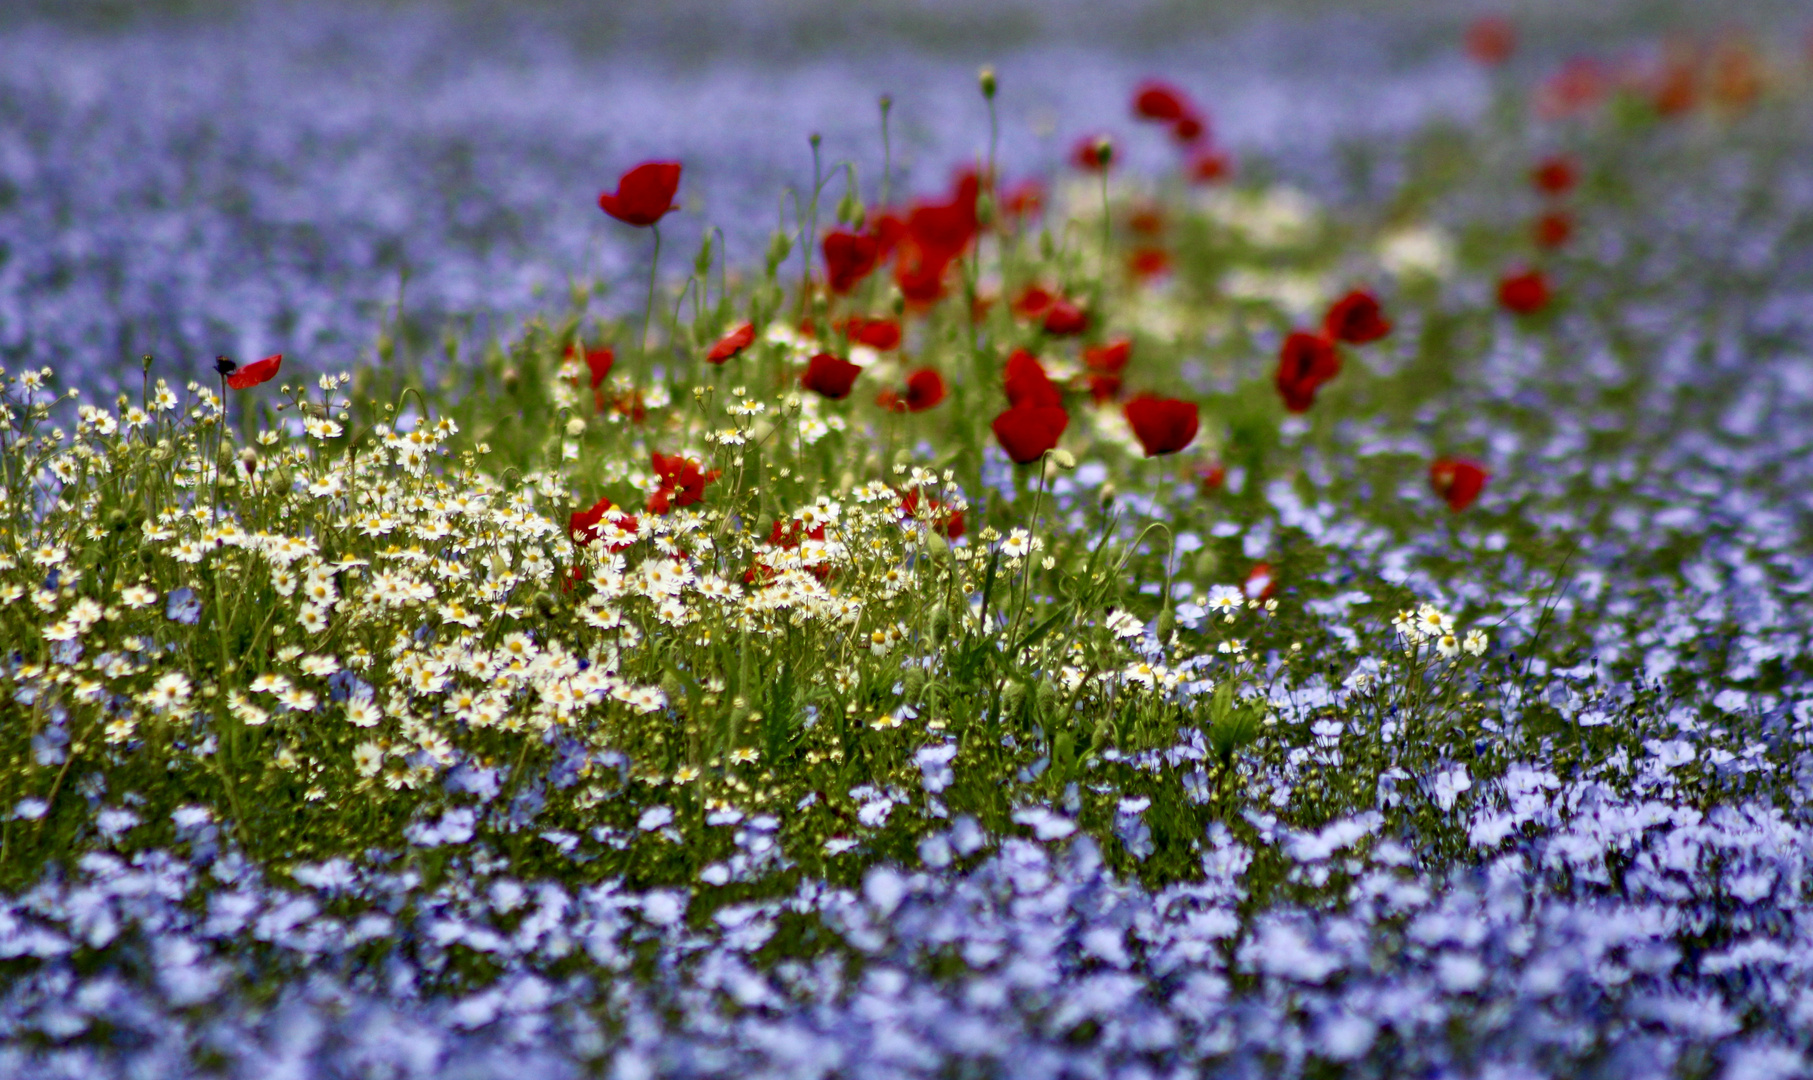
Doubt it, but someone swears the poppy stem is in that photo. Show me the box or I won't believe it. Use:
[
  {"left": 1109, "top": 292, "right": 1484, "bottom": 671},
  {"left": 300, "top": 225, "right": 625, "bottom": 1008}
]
[
  {"left": 642, "top": 223, "right": 663, "bottom": 360},
  {"left": 879, "top": 95, "right": 893, "bottom": 208}
]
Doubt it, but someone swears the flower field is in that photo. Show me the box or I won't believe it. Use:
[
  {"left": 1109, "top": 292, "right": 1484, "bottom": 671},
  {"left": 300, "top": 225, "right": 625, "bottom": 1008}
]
[{"left": 5, "top": 14, "right": 1813, "bottom": 1079}]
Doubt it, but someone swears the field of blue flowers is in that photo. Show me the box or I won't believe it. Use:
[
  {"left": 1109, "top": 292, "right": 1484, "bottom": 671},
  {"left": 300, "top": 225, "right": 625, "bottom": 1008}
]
[{"left": 4, "top": 5, "right": 1813, "bottom": 1079}]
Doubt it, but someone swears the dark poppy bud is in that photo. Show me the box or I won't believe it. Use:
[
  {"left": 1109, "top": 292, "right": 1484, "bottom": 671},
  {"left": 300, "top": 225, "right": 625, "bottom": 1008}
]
[{"left": 214, "top": 355, "right": 237, "bottom": 377}]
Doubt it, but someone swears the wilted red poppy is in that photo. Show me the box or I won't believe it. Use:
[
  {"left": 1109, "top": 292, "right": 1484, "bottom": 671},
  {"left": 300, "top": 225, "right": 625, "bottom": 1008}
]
[
  {"left": 1043, "top": 300, "right": 1089, "bottom": 336},
  {"left": 597, "top": 161, "right": 681, "bottom": 227},
  {"left": 226, "top": 353, "right": 282, "bottom": 390},
  {"left": 900, "top": 490, "right": 965, "bottom": 539},
  {"left": 1071, "top": 135, "right": 1113, "bottom": 172},
  {"left": 1533, "top": 211, "right": 1573, "bottom": 250},
  {"left": 1189, "top": 149, "right": 1232, "bottom": 184},
  {"left": 707, "top": 322, "right": 756, "bottom": 364},
  {"left": 1129, "top": 248, "right": 1172, "bottom": 280},
  {"left": 1429, "top": 458, "right": 1489, "bottom": 512},
  {"left": 992, "top": 404, "right": 1069, "bottom": 464},
  {"left": 569, "top": 496, "right": 639, "bottom": 550},
  {"left": 1322, "top": 290, "right": 1392, "bottom": 345},
  {"left": 822, "top": 230, "right": 880, "bottom": 294},
  {"left": 1197, "top": 461, "right": 1227, "bottom": 494},
  {"left": 1084, "top": 339, "right": 1132, "bottom": 374},
  {"left": 802, "top": 352, "right": 862, "bottom": 399},
  {"left": 1531, "top": 156, "right": 1578, "bottom": 196},
  {"left": 1465, "top": 15, "right": 1516, "bottom": 66},
  {"left": 1498, "top": 269, "right": 1551, "bottom": 315},
  {"left": 1275, "top": 332, "right": 1340, "bottom": 413},
  {"left": 842, "top": 316, "right": 902, "bottom": 351},
  {"left": 1243, "top": 562, "right": 1276, "bottom": 601},
  {"left": 1123, "top": 395, "right": 1199, "bottom": 457},
  {"left": 1133, "top": 80, "right": 1192, "bottom": 122},
  {"left": 1004, "top": 349, "right": 1063, "bottom": 409}
]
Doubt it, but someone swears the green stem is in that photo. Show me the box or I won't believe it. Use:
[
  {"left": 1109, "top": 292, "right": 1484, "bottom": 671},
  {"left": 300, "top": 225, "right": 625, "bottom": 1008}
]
[{"left": 642, "top": 223, "right": 664, "bottom": 360}]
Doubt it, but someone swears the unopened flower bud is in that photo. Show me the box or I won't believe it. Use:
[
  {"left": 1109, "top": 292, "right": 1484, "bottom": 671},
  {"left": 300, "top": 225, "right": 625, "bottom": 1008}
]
[{"left": 978, "top": 65, "right": 997, "bottom": 100}]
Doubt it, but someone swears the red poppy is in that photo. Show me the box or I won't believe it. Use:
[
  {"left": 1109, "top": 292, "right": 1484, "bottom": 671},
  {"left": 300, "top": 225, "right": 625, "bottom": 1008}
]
[
  {"left": 1071, "top": 134, "right": 1113, "bottom": 172},
  {"left": 902, "top": 368, "right": 946, "bottom": 412},
  {"left": 1003, "top": 180, "right": 1045, "bottom": 220},
  {"left": 842, "top": 316, "right": 902, "bottom": 351},
  {"left": 569, "top": 496, "right": 639, "bottom": 550},
  {"left": 1535, "top": 58, "right": 1607, "bottom": 121},
  {"left": 1129, "top": 248, "right": 1172, "bottom": 280},
  {"left": 1197, "top": 461, "right": 1227, "bottom": 494},
  {"left": 1498, "top": 269, "right": 1550, "bottom": 315},
  {"left": 992, "top": 404, "right": 1069, "bottom": 464},
  {"left": 1171, "top": 113, "right": 1206, "bottom": 144},
  {"left": 900, "top": 490, "right": 964, "bottom": 539},
  {"left": 648, "top": 452, "right": 721, "bottom": 514},
  {"left": 1429, "top": 458, "right": 1489, "bottom": 512},
  {"left": 1188, "top": 149, "right": 1232, "bottom": 184},
  {"left": 1243, "top": 563, "right": 1276, "bottom": 601},
  {"left": 1123, "top": 395, "right": 1199, "bottom": 457},
  {"left": 609, "top": 390, "right": 647, "bottom": 424},
  {"left": 1274, "top": 332, "right": 1340, "bottom": 413},
  {"left": 1088, "top": 375, "right": 1123, "bottom": 404},
  {"left": 905, "top": 171, "right": 982, "bottom": 264},
  {"left": 822, "top": 230, "right": 880, "bottom": 294},
  {"left": 894, "top": 243, "right": 954, "bottom": 306},
  {"left": 707, "top": 322, "right": 756, "bottom": 364},
  {"left": 1464, "top": 15, "right": 1515, "bottom": 66},
  {"left": 565, "top": 344, "right": 614, "bottom": 389},
  {"left": 1004, "top": 349, "right": 1063, "bottom": 409},
  {"left": 226, "top": 353, "right": 282, "bottom": 390},
  {"left": 597, "top": 161, "right": 682, "bottom": 227},
  {"left": 1129, "top": 207, "right": 1165, "bottom": 236},
  {"left": 878, "top": 368, "right": 947, "bottom": 413},
  {"left": 1531, "top": 156, "right": 1578, "bottom": 196},
  {"left": 1012, "top": 285, "right": 1055, "bottom": 319},
  {"left": 1133, "top": 80, "right": 1192, "bottom": 122},
  {"left": 1084, "top": 339, "right": 1132, "bottom": 374},
  {"left": 1322, "top": 290, "right": 1392, "bottom": 345},
  {"left": 1042, "top": 300, "right": 1089, "bottom": 336},
  {"left": 802, "top": 352, "right": 862, "bottom": 399},
  {"left": 1533, "top": 211, "right": 1573, "bottom": 250},
  {"left": 1651, "top": 60, "right": 1698, "bottom": 117}
]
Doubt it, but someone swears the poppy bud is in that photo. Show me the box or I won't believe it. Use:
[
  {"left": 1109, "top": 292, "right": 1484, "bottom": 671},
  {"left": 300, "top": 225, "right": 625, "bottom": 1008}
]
[
  {"left": 1157, "top": 605, "right": 1177, "bottom": 642},
  {"left": 142, "top": 353, "right": 154, "bottom": 374},
  {"left": 213, "top": 355, "right": 237, "bottom": 377},
  {"left": 694, "top": 233, "right": 714, "bottom": 278},
  {"left": 107, "top": 509, "right": 129, "bottom": 532},
  {"left": 1053, "top": 731, "right": 1076, "bottom": 770},
  {"left": 765, "top": 231, "right": 793, "bottom": 275},
  {"left": 929, "top": 603, "right": 951, "bottom": 642},
  {"left": 974, "top": 192, "right": 995, "bottom": 228},
  {"left": 902, "top": 668, "right": 926, "bottom": 699},
  {"left": 1001, "top": 679, "right": 1028, "bottom": 716},
  {"left": 978, "top": 65, "right": 997, "bottom": 100},
  {"left": 239, "top": 447, "right": 259, "bottom": 476},
  {"left": 1100, "top": 482, "right": 1116, "bottom": 509}
]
